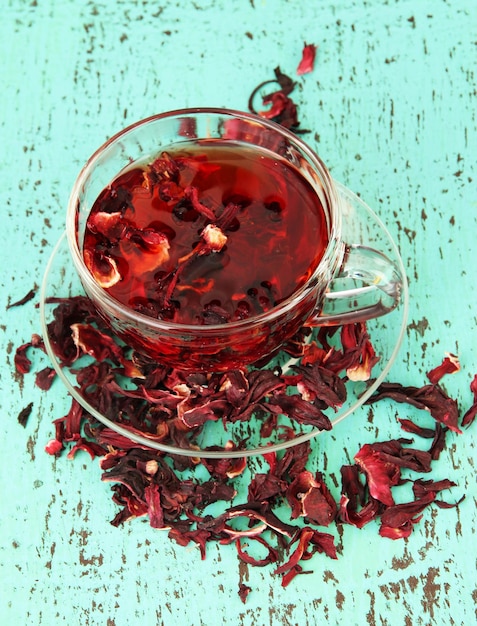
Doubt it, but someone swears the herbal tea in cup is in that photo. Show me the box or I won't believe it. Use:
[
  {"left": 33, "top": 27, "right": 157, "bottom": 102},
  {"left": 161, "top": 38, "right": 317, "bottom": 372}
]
[{"left": 67, "top": 108, "right": 403, "bottom": 371}]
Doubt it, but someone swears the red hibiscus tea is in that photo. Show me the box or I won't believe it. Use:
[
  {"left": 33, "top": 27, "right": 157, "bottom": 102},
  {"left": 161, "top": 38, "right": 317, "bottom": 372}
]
[{"left": 82, "top": 141, "right": 329, "bottom": 328}]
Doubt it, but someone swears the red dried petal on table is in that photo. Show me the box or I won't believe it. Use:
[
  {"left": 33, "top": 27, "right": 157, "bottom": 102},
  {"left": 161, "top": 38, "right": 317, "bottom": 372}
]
[
  {"left": 379, "top": 492, "right": 436, "bottom": 539},
  {"left": 412, "top": 478, "right": 457, "bottom": 499},
  {"left": 368, "top": 382, "right": 462, "bottom": 433},
  {"left": 286, "top": 470, "right": 337, "bottom": 526},
  {"left": 369, "top": 439, "right": 432, "bottom": 473},
  {"left": 14, "top": 342, "right": 33, "bottom": 374},
  {"left": 428, "top": 423, "right": 447, "bottom": 460},
  {"left": 144, "top": 482, "right": 165, "bottom": 529},
  {"left": 379, "top": 518, "right": 421, "bottom": 540},
  {"left": 180, "top": 399, "right": 225, "bottom": 428},
  {"left": 66, "top": 437, "right": 107, "bottom": 460},
  {"left": 274, "top": 527, "right": 337, "bottom": 583},
  {"left": 46, "top": 296, "right": 98, "bottom": 365},
  {"left": 63, "top": 398, "right": 84, "bottom": 441},
  {"left": 427, "top": 353, "right": 460, "bottom": 384},
  {"left": 238, "top": 583, "right": 252, "bottom": 604},
  {"left": 338, "top": 464, "right": 383, "bottom": 528},
  {"left": 271, "top": 393, "right": 332, "bottom": 430},
  {"left": 71, "top": 323, "right": 125, "bottom": 363},
  {"left": 248, "top": 472, "right": 288, "bottom": 503},
  {"left": 290, "top": 362, "right": 347, "bottom": 408},
  {"left": 296, "top": 43, "right": 318, "bottom": 75},
  {"left": 281, "top": 564, "right": 309, "bottom": 588},
  {"left": 17, "top": 402, "right": 33, "bottom": 427},
  {"left": 7, "top": 287, "right": 37, "bottom": 309},
  {"left": 342, "top": 322, "right": 379, "bottom": 381},
  {"left": 354, "top": 443, "right": 401, "bottom": 506},
  {"left": 35, "top": 366, "right": 56, "bottom": 391},
  {"left": 462, "top": 373, "right": 477, "bottom": 427},
  {"left": 168, "top": 527, "right": 211, "bottom": 559},
  {"left": 235, "top": 536, "right": 280, "bottom": 567},
  {"left": 13, "top": 333, "right": 45, "bottom": 374},
  {"left": 201, "top": 443, "right": 247, "bottom": 480},
  {"left": 397, "top": 418, "right": 435, "bottom": 438}
]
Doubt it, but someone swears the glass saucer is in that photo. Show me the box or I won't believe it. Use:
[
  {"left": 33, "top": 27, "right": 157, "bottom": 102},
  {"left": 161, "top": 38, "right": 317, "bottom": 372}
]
[{"left": 39, "top": 182, "right": 409, "bottom": 458}]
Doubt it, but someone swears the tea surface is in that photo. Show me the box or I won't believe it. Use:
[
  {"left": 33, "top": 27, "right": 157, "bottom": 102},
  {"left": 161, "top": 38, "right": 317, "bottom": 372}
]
[{"left": 83, "top": 142, "right": 328, "bottom": 324}]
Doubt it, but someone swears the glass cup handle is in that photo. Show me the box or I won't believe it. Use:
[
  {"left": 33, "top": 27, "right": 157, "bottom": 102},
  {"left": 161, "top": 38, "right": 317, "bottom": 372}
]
[{"left": 308, "top": 243, "right": 403, "bottom": 326}]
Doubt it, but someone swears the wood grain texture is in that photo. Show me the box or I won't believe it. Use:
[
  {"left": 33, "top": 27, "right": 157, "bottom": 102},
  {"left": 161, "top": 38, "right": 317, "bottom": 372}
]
[{"left": 1, "top": 1, "right": 476, "bottom": 624}]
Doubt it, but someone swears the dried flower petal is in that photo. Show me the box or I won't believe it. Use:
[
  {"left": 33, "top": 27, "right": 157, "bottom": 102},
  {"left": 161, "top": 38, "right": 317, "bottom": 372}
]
[
  {"left": 274, "top": 527, "right": 337, "bottom": 582},
  {"left": 17, "top": 402, "right": 34, "bottom": 427},
  {"left": 238, "top": 583, "right": 252, "bottom": 604},
  {"left": 368, "top": 382, "right": 462, "bottom": 434},
  {"left": 7, "top": 287, "right": 36, "bottom": 309},
  {"left": 235, "top": 536, "right": 280, "bottom": 567},
  {"left": 144, "top": 483, "right": 165, "bottom": 529},
  {"left": 427, "top": 353, "right": 460, "bottom": 384},
  {"left": 286, "top": 470, "right": 337, "bottom": 526},
  {"left": 378, "top": 492, "right": 436, "bottom": 539},
  {"left": 35, "top": 366, "right": 56, "bottom": 391},
  {"left": 71, "top": 323, "right": 125, "bottom": 363},
  {"left": 66, "top": 437, "right": 107, "bottom": 460},
  {"left": 296, "top": 43, "right": 318, "bottom": 75},
  {"left": 354, "top": 443, "right": 401, "bottom": 506},
  {"left": 462, "top": 374, "right": 477, "bottom": 427},
  {"left": 14, "top": 342, "right": 33, "bottom": 374}
]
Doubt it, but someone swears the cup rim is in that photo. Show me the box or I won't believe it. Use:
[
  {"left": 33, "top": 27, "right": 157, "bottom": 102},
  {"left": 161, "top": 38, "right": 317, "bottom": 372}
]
[{"left": 66, "top": 107, "right": 343, "bottom": 332}]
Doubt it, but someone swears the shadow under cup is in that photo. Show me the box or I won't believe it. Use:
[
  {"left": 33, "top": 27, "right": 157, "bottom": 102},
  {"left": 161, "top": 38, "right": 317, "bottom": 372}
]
[{"left": 67, "top": 108, "right": 400, "bottom": 372}]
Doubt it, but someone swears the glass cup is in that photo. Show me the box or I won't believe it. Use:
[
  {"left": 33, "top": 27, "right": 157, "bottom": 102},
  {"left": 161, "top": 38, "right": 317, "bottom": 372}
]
[{"left": 66, "top": 108, "right": 403, "bottom": 372}]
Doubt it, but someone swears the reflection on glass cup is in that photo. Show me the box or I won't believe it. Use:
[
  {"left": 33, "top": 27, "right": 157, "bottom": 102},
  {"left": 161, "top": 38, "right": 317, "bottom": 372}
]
[{"left": 67, "top": 108, "right": 403, "bottom": 372}]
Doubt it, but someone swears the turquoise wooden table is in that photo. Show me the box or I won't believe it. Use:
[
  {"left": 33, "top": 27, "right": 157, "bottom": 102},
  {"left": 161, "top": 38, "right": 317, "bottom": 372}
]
[{"left": 1, "top": 1, "right": 476, "bottom": 624}]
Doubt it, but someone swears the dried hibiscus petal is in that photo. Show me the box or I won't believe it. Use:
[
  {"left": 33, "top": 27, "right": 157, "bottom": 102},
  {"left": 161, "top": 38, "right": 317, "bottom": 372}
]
[
  {"left": 378, "top": 492, "right": 436, "bottom": 539},
  {"left": 66, "top": 437, "right": 107, "bottom": 460},
  {"left": 462, "top": 374, "right": 477, "bottom": 427},
  {"left": 248, "top": 67, "right": 303, "bottom": 132},
  {"left": 290, "top": 362, "right": 347, "bottom": 408},
  {"left": 296, "top": 43, "right": 318, "bottom": 76},
  {"left": 274, "top": 526, "right": 337, "bottom": 585},
  {"left": 201, "top": 443, "right": 247, "bottom": 479},
  {"left": 14, "top": 342, "right": 33, "bottom": 375},
  {"left": 238, "top": 583, "right": 252, "bottom": 604},
  {"left": 248, "top": 472, "right": 287, "bottom": 503},
  {"left": 338, "top": 464, "right": 383, "bottom": 528},
  {"left": 427, "top": 353, "right": 460, "bottom": 384},
  {"left": 367, "top": 382, "right": 462, "bottom": 434},
  {"left": 235, "top": 536, "right": 280, "bottom": 567},
  {"left": 397, "top": 418, "right": 435, "bottom": 438},
  {"left": 7, "top": 287, "right": 37, "bottom": 309},
  {"left": 368, "top": 438, "right": 432, "bottom": 473},
  {"left": 354, "top": 443, "right": 401, "bottom": 506},
  {"left": 286, "top": 470, "right": 337, "bottom": 526},
  {"left": 17, "top": 402, "right": 34, "bottom": 427},
  {"left": 35, "top": 366, "right": 56, "bottom": 391},
  {"left": 144, "top": 482, "right": 165, "bottom": 529},
  {"left": 45, "top": 438, "right": 64, "bottom": 456},
  {"left": 271, "top": 393, "right": 332, "bottom": 430},
  {"left": 412, "top": 478, "right": 457, "bottom": 499}
]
